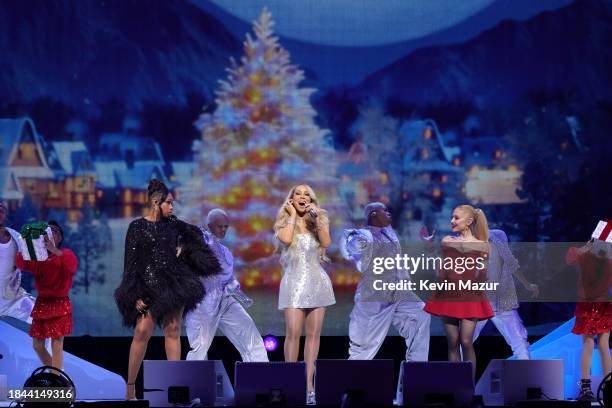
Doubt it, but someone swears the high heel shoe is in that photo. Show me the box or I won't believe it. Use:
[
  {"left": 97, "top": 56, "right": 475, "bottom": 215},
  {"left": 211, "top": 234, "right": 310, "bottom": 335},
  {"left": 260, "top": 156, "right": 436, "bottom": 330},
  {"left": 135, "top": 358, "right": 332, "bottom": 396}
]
[
  {"left": 307, "top": 390, "right": 316, "bottom": 405},
  {"left": 577, "top": 379, "right": 594, "bottom": 402}
]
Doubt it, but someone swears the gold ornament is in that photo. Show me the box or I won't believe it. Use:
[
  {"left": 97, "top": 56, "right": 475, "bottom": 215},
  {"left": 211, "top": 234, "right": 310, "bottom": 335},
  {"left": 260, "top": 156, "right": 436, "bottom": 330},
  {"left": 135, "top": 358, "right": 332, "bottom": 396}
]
[
  {"left": 249, "top": 72, "right": 263, "bottom": 85},
  {"left": 244, "top": 87, "right": 262, "bottom": 104}
]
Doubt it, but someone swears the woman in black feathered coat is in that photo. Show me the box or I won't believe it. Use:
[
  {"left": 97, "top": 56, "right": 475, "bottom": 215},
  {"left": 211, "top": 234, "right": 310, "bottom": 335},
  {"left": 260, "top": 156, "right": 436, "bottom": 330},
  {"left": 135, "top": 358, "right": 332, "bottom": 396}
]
[{"left": 114, "top": 179, "right": 220, "bottom": 400}]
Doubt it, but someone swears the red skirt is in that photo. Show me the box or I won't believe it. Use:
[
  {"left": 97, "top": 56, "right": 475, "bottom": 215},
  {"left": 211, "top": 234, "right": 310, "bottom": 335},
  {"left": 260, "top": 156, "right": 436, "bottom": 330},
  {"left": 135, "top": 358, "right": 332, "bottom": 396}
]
[
  {"left": 572, "top": 302, "right": 612, "bottom": 335},
  {"left": 29, "top": 297, "right": 73, "bottom": 339},
  {"left": 424, "top": 279, "right": 494, "bottom": 320},
  {"left": 424, "top": 299, "right": 494, "bottom": 320}
]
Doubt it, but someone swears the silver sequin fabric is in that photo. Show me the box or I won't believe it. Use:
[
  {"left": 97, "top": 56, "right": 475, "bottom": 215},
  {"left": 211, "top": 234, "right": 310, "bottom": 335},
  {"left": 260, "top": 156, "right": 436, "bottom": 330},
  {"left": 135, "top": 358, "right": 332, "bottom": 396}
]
[
  {"left": 487, "top": 232, "right": 520, "bottom": 312},
  {"left": 278, "top": 233, "right": 336, "bottom": 310}
]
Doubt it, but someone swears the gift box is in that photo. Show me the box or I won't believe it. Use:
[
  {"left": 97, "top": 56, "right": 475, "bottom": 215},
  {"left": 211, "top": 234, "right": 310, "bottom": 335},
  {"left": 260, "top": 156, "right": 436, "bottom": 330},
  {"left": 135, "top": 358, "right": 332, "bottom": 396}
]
[
  {"left": 592, "top": 220, "right": 612, "bottom": 243},
  {"left": 18, "top": 222, "right": 54, "bottom": 261}
]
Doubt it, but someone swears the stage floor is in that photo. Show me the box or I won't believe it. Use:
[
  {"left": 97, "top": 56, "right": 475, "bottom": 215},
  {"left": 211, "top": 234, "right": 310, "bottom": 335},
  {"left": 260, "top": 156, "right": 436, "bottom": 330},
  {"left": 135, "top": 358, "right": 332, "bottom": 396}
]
[{"left": 0, "top": 400, "right": 600, "bottom": 407}]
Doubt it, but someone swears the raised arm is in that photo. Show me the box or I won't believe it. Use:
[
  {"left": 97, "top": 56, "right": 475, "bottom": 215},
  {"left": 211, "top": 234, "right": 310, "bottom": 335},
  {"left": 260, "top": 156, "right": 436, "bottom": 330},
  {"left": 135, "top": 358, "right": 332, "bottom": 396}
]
[
  {"left": 315, "top": 215, "right": 331, "bottom": 248},
  {"left": 341, "top": 229, "right": 370, "bottom": 258},
  {"left": 340, "top": 228, "right": 373, "bottom": 273},
  {"left": 275, "top": 200, "right": 298, "bottom": 246},
  {"left": 276, "top": 219, "right": 296, "bottom": 246}
]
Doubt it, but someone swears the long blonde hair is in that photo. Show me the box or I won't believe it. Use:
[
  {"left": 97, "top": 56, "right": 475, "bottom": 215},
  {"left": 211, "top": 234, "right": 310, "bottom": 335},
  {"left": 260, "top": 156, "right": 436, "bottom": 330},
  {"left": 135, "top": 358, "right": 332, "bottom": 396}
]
[
  {"left": 273, "top": 184, "right": 330, "bottom": 260},
  {"left": 456, "top": 204, "right": 489, "bottom": 242}
]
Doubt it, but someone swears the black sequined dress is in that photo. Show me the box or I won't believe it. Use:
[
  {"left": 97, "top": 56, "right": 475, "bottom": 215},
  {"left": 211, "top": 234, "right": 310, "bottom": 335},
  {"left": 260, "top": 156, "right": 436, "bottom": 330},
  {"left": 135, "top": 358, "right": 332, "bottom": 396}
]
[{"left": 114, "top": 217, "right": 221, "bottom": 327}]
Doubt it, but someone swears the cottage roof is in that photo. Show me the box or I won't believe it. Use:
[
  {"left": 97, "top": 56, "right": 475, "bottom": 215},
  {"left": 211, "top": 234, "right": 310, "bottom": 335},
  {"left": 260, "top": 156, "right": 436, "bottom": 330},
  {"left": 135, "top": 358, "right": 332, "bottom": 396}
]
[
  {"left": 0, "top": 168, "right": 23, "bottom": 200},
  {"left": 51, "top": 141, "right": 95, "bottom": 175}
]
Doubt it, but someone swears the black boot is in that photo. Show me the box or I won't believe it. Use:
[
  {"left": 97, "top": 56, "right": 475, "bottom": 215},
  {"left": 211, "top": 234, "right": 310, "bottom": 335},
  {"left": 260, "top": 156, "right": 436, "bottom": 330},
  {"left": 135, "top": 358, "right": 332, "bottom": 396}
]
[{"left": 577, "top": 378, "right": 595, "bottom": 401}]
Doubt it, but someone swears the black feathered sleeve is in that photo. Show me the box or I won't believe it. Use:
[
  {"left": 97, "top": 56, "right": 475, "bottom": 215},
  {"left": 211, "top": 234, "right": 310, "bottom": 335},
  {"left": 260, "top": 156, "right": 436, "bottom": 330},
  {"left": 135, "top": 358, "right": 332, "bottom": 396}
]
[
  {"left": 174, "top": 219, "right": 222, "bottom": 278},
  {"left": 114, "top": 220, "right": 145, "bottom": 327}
]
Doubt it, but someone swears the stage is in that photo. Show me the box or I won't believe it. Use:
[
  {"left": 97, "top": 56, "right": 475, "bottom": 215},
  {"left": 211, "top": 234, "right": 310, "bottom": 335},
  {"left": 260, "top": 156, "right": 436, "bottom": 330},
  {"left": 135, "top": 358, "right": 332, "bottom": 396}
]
[{"left": 2, "top": 317, "right": 610, "bottom": 407}]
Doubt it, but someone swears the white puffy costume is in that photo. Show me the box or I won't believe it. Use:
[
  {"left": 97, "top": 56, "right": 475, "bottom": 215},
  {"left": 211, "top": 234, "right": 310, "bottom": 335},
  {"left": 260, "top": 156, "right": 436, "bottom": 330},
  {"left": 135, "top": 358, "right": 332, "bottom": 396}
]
[
  {"left": 341, "top": 225, "right": 430, "bottom": 361},
  {"left": 0, "top": 227, "right": 35, "bottom": 323},
  {"left": 472, "top": 229, "right": 530, "bottom": 359},
  {"left": 185, "top": 229, "right": 268, "bottom": 362}
]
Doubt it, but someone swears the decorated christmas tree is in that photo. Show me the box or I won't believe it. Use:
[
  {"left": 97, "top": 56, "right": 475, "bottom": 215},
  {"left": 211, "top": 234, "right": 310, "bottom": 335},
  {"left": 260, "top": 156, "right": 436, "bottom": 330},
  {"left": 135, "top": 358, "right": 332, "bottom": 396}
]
[{"left": 180, "top": 9, "right": 356, "bottom": 289}]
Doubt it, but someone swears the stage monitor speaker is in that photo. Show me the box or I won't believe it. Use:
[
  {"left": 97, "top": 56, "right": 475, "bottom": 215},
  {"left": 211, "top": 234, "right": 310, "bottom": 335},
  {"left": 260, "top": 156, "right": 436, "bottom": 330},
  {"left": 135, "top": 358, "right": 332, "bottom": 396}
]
[
  {"left": 315, "top": 359, "right": 394, "bottom": 406},
  {"left": 396, "top": 361, "right": 474, "bottom": 407},
  {"left": 475, "top": 359, "right": 564, "bottom": 406},
  {"left": 515, "top": 401, "right": 590, "bottom": 408},
  {"left": 234, "top": 362, "right": 306, "bottom": 407},
  {"left": 143, "top": 360, "right": 233, "bottom": 407}
]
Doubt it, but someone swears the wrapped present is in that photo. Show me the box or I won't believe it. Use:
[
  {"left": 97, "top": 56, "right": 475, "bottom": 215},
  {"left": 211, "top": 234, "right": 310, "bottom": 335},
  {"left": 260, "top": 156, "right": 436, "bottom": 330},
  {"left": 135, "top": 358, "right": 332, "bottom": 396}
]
[
  {"left": 18, "top": 222, "right": 54, "bottom": 261},
  {"left": 592, "top": 220, "right": 612, "bottom": 243}
]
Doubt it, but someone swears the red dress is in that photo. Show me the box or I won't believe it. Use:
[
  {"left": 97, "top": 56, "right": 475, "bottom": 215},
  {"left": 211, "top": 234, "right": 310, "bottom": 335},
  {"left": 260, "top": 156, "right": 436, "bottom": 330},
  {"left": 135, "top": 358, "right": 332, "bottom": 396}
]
[
  {"left": 15, "top": 249, "right": 78, "bottom": 339},
  {"left": 567, "top": 247, "right": 612, "bottom": 335},
  {"left": 424, "top": 244, "right": 494, "bottom": 320}
]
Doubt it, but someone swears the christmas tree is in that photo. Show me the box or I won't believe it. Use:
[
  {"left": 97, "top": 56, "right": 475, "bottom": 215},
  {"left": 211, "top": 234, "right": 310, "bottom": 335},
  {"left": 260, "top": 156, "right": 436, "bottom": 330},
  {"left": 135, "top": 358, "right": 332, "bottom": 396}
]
[{"left": 180, "top": 9, "right": 356, "bottom": 289}]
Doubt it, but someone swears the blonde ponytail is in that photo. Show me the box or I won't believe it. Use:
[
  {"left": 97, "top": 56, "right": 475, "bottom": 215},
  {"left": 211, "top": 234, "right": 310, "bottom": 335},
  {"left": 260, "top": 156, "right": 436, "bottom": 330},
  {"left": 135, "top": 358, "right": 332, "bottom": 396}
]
[{"left": 458, "top": 205, "right": 489, "bottom": 242}]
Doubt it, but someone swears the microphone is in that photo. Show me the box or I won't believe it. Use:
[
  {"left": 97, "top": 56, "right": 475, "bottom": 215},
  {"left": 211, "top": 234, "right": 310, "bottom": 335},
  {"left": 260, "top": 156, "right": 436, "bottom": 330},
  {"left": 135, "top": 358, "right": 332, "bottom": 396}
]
[{"left": 308, "top": 208, "right": 318, "bottom": 219}]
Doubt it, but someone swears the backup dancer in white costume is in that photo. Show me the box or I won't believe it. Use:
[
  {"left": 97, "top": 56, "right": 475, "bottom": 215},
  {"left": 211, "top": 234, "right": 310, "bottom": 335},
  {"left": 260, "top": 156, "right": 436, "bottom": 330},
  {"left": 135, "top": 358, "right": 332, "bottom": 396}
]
[
  {"left": 0, "top": 201, "right": 35, "bottom": 323},
  {"left": 341, "top": 202, "right": 430, "bottom": 361},
  {"left": 185, "top": 209, "right": 268, "bottom": 362},
  {"left": 472, "top": 229, "right": 539, "bottom": 359},
  {"left": 275, "top": 184, "right": 335, "bottom": 404}
]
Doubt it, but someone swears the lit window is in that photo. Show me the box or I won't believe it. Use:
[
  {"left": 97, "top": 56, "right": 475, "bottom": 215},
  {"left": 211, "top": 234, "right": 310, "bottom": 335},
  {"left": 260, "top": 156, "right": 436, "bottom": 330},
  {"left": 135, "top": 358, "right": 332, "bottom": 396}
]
[{"left": 20, "top": 144, "right": 35, "bottom": 159}]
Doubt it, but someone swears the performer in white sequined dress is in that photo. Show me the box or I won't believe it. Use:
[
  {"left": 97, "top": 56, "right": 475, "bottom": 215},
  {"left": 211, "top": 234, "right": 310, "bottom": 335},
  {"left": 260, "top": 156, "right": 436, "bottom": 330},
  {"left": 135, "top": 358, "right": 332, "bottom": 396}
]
[{"left": 274, "top": 184, "right": 335, "bottom": 403}]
